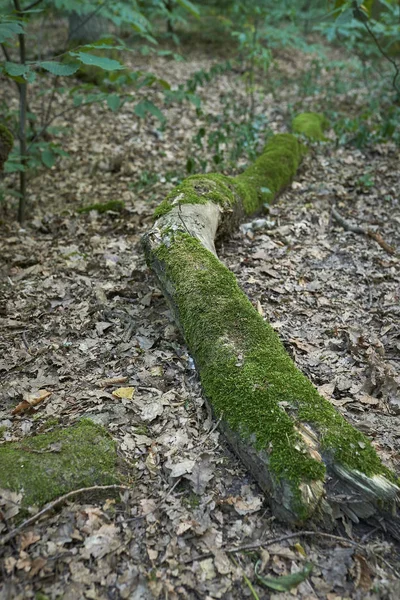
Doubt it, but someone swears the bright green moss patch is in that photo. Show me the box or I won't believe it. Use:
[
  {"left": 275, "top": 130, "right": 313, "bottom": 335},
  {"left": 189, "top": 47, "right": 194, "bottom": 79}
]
[
  {"left": 0, "top": 419, "right": 119, "bottom": 507},
  {"left": 292, "top": 113, "right": 329, "bottom": 142},
  {"left": 235, "top": 134, "right": 305, "bottom": 214},
  {"left": 154, "top": 234, "right": 393, "bottom": 493},
  {"left": 78, "top": 200, "right": 124, "bottom": 214}
]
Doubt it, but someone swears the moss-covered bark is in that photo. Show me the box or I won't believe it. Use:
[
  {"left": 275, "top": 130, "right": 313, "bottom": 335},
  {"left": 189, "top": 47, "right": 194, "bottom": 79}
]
[
  {"left": 292, "top": 113, "right": 329, "bottom": 141},
  {"left": 0, "top": 420, "right": 119, "bottom": 508},
  {"left": 142, "top": 113, "right": 400, "bottom": 533}
]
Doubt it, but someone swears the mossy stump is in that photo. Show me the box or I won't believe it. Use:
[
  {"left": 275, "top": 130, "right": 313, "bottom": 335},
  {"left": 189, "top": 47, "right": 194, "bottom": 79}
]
[{"left": 142, "top": 113, "right": 400, "bottom": 536}]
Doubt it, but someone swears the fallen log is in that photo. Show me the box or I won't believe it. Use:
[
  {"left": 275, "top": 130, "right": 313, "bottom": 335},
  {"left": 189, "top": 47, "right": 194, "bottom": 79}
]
[{"left": 142, "top": 114, "right": 400, "bottom": 535}]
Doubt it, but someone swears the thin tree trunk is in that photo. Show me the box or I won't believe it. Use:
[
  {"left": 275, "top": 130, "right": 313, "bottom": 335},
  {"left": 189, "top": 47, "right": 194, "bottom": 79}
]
[{"left": 14, "top": 0, "right": 27, "bottom": 223}]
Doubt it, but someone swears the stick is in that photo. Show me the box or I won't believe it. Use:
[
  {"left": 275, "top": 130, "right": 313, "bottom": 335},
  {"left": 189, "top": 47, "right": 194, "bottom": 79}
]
[
  {"left": 0, "top": 484, "right": 130, "bottom": 546},
  {"left": 185, "top": 530, "right": 366, "bottom": 563},
  {"left": 331, "top": 206, "right": 395, "bottom": 255}
]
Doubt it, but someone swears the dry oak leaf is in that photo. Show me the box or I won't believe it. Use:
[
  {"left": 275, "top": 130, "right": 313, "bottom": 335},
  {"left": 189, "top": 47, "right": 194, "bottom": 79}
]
[
  {"left": 20, "top": 531, "right": 41, "bottom": 551},
  {"left": 12, "top": 389, "right": 52, "bottom": 415},
  {"left": 112, "top": 386, "right": 135, "bottom": 399}
]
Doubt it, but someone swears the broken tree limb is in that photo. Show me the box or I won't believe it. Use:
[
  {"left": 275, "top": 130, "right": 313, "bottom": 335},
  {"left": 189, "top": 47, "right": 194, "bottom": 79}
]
[{"left": 142, "top": 114, "right": 400, "bottom": 535}]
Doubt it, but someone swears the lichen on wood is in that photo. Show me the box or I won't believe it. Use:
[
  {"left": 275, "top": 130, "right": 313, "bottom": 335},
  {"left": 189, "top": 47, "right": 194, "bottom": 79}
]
[{"left": 142, "top": 113, "right": 400, "bottom": 533}]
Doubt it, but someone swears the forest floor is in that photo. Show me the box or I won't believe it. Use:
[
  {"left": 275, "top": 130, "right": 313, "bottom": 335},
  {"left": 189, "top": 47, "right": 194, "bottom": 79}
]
[{"left": 1, "top": 22, "right": 400, "bottom": 600}]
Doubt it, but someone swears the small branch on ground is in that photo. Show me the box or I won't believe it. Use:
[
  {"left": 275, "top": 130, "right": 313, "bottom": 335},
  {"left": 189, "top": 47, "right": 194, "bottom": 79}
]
[
  {"left": 185, "top": 530, "right": 366, "bottom": 564},
  {"left": 331, "top": 205, "right": 396, "bottom": 255},
  {"left": 0, "top": 484, "right": 130, "bottom": 547}
]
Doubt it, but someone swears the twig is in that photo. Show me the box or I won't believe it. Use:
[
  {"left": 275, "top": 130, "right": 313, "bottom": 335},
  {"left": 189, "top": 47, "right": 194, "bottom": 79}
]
[
  {"left": 185, "top": 530, "right": 365, "bottom": 563},
  {"left": 67, "top": 0, "right": 110, "bottom": 43},
  {"left": 331, "top": 205, "right": 365, "bottom": 234},
  {"left": 0, "top": 484, "right": 130, "bottom": 546},
  {"left": 331, "top": 206, "right": 395, "bottom": 255},
  {"left": 23, "top": 0, "right": 45, "bottom": 11},
  {"left": 362, "top": 18, "right": 400, "bottom": 96}
]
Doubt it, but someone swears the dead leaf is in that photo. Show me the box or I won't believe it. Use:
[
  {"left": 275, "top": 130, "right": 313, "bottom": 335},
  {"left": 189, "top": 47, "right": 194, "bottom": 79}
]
[
  {"left": 12, "top": 389, "right": 52, "bottom": 415},
  {"left": 20, "top": 531, "right": 41, "bottom": 551},
  {"left": 112, "top": 386, "right": 135, "bottom": 399},
  {"left": 165, "top": 458, "right": 195, "bottom": 478},
  {"left": 184, "top": 453, "right": 214, "bottom": 494},
  {"left": 81, "top": 524, "right": 120, "bottom": 559},
  {"left": 354, "top": 554, "right": 373, "bottom": 591}
]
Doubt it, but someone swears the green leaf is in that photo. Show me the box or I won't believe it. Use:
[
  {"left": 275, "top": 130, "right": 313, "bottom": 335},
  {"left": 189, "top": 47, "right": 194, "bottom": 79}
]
[
  {"left": 70, "top": 52, "right": 124, "bottom": 71},
  {"left": 39, "top": 61, "right": 80, "bottom": 76},
  {"left": 107, "top": 94, "right": 121, "bottom": 111},
  {"left": 176, "top": 0, "right": 200, "bottom": 18},
  {"left": 186, "top": 157, "right": 195, "bottom": 173},
  {"left": 255, "top": 562, "right": 313, "bottom": 592},
  {"left": 0, "top": 20, "right": 24, "bottom": 43},
  {"left": 187, "top": 93, "right": 201, "bottom": 108},
  {"left": 336, "top": 8, "right": 354, "bottom": 25},
  {"left": 41, "top": 149, "right": 56, "bottom": 168},
  {"left": 134, "top": 100, "right": 165, "bottom": 122},
  {"left": 5, "top": 62, "right": 29, "bottom": 77}
]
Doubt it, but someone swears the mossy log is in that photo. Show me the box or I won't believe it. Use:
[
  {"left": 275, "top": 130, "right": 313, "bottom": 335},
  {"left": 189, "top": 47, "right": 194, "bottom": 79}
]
[
  {"left": 142, "top": 114, "right": 400, "bottom": 535},
  {"left": 0, "top": 420, "right": 119, "bottom": 509}
]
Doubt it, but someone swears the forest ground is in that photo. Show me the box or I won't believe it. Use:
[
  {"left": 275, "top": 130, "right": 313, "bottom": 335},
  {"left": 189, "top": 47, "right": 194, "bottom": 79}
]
[{"left": 1, "top": 22, "right": 400, "bottom": 600}]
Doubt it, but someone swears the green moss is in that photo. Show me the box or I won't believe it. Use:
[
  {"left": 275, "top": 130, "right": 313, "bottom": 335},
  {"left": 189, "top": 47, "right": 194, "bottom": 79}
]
[
  {"left": 153, "top": 234, "right": 393, "bottom": 504},
  {"left": 235, "top": 134, "right": 305, "bottom": 214},
  {"left": 0, "top": 124, "right": 14, "bottom": 171},
  {"left": 0, "top": 419, "right": 119, "bottom": 507},
  {"left": 153, "top": 172, "right": 237, "bottom": 219},
  {"left": 78, "top": 200, "right": 124, "bottom": 214},
  {"left": 292, "top": 113, "right": 329, "bottom": 142},
  {"left": 153, "top": 135, "right": 303, "bottom": 221}
]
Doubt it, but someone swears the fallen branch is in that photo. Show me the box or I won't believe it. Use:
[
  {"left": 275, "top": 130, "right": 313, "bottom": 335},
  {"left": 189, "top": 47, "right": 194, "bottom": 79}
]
[
  {"left": 185, "top": 530, "right": 365, "bottom": 563},
  {"left": 142, "top": 114, "right": 400, "bottom": 536},
  {"left": 331, "top": 205, "right": 396, "bottom": 255},
  {"left": 0, "top": 484, "right": 130, "bottom": 546}
]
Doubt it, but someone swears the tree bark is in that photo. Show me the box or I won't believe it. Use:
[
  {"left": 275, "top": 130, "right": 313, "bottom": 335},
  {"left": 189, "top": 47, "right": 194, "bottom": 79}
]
[{"left": 142, "top": 114, "right": 400, "bottom": 536}]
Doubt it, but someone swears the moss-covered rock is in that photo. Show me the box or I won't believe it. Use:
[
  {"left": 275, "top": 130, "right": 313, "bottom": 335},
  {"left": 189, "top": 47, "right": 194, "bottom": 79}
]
[
  {"left": 0, "top": 419, "right": 119, "bottom": 508},
  {"left": 292, "top": 113, "right": 329, "bottom": 142},
  {"left": 0, "top": 124, "right": 13, "bottom": 172}
]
